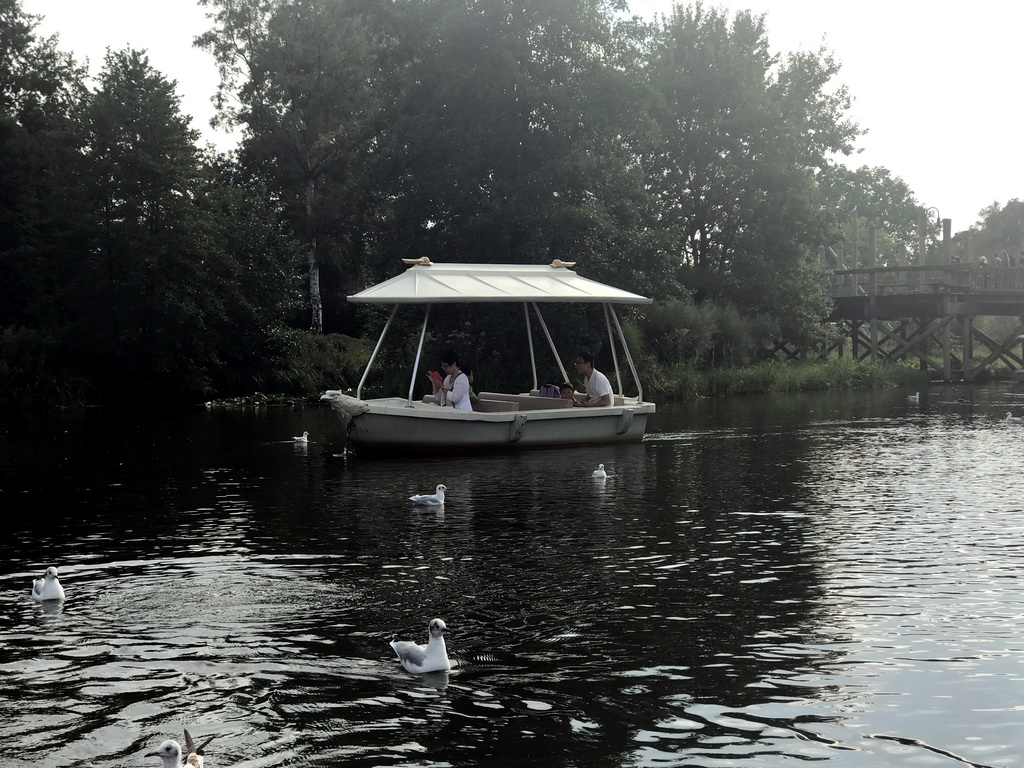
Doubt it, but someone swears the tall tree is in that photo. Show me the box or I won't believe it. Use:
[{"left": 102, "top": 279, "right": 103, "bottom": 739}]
[
  {"left": 374, "top": 0, "right": 669, "bottom": 297},
  {"left": 64, "top": 49, "right": 302, "bottom": 398},
  {"left": 197, "top": 0, "right": 386, "bottom": 334},
  {"left": 641, "top": 3, "right": 860, "bottom": 340},
  {"left": 0, "top": 0, "right": 87, "bottom": 326}
]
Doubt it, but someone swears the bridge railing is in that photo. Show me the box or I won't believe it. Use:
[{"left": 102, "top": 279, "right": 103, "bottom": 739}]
[{"left": 830, "top": 264, "right": 1024, "bottom": 297}]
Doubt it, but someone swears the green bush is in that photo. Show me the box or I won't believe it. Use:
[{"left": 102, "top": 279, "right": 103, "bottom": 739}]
[
  {"left": 256, "top": 330, "right": 371, "bottom": 398},
  {"left": 0, "top": 327, "right": 93, "bottom": 407}
]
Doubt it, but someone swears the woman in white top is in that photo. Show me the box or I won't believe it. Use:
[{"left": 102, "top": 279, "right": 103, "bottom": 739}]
[{"left": 429, "top": 350, "right": 473, "bottom": 411}]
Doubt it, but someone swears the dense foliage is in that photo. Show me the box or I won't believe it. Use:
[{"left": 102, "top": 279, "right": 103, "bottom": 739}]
[{"left": 2, "top": 0, "right": 973, "bottom": 405}]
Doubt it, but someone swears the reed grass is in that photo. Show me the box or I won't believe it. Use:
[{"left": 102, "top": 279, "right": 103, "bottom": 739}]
[{"left": 654, "top": 359, "right": 930, "bottom": 400}]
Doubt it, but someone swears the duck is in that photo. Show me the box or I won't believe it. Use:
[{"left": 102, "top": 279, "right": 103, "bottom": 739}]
[
  {"left": 31, "top": 566, "right": 65, "bottom": 601},
  {"left": 592, "top": 464, "right": 607, "bottom": 479},
  {"left": 409, "top": 484, "right": 447, "bottom": 505},
  {"left": 390, "top": 618, "right": 451, "bottom": 673}
]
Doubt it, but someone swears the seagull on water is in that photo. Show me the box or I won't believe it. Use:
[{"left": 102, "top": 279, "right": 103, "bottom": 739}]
[
  {"left": 32, "top": 566, "right": 65, "bottom": 601},
  {"left": 146, "top": 729, "right": 214, "bottom": 768},
  {"left": 390, "top": 618, "right": 451, "bottom": 673},
  {"left": 409, "top": 484, "right": 446, "bottom": 505},
  {"left": 293, "top": 431, "right": 309, "bottom": 443},
  {"left": 906, "top": 392, "right": 920, "bottom": 405},
  {"left": 1004, "top": 411, "right": 1021, "bottom": 423},
  {"left": 592, "top": 464, "right": 607, "bottom": 479}
]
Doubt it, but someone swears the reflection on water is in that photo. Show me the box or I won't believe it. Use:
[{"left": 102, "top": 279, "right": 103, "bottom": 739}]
[{"left": 2, "top": 386, "right": 1024, "bottom": 766}]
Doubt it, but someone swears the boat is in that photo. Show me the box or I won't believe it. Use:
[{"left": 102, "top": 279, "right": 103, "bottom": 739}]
[{"left": 320, "top": 259, "right": 656, "bottom": 454}]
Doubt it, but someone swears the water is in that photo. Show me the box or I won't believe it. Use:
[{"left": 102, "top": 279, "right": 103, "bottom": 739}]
[{"left": 3, "top": 386, "right": 1024, "bottom": 767}]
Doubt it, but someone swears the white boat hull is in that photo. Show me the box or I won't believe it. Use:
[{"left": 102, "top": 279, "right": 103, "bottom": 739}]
[{"left": 322, "top": 393, "right": 654, "bottom": 454}]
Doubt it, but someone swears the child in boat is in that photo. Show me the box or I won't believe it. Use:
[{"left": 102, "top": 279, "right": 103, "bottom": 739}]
[{"left": 559, "top": 382, "right": 579, "bottom": 406}]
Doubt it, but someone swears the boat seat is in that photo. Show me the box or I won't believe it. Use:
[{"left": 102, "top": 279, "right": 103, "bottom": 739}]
[
  {"left": 421, "top": 394, "right": 520, "bottom": 412},
  {"left": 471, "top": 398, "right": 519, "bottom": 413},
  {"left": 479, "top": 392, "right": 573, "bottom": 410},
  {"left": 528, "top": 390, "right": 626, "bottom": 406}
]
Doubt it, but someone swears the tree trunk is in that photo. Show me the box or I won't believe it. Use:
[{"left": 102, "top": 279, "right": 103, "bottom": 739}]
[
  {"left": 306, "top": 177, "right": 323, "bottom": 334},
  {"left": 308, "top": 246, "right": 322, "bottom": 334}
]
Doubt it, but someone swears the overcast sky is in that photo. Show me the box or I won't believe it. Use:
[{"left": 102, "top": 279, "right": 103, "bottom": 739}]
[{"left": 22, "top": 0, "right": 1022, "bottom": 228}]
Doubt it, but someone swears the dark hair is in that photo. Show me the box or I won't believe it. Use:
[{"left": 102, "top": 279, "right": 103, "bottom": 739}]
[
  {"left": 576, "top": 351, "right": 594, "bottom": 365},
  {"left": 440, "top": 349, "right": 460, "bottom": 366},
  {"left": 559, "top": 382, "right": 574, "bottom": 392}
]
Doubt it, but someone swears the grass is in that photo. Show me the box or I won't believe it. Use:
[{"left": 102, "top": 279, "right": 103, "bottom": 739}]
[{"left": 654, "top": 358, "right": 930, "bottom": 401}]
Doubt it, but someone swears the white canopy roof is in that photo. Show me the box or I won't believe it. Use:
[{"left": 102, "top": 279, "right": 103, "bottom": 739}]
[{"left": 348, "top": 262, "right": 651, "bottom": 304}]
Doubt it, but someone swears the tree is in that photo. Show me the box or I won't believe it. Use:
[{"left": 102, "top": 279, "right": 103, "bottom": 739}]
[
  {"left": 373, "top": 0, "right": 670, "bottom": 298},
  {"left": 62, "top": 49, "right": 302, "bottom": 398},
  {"left": 965, "top": 199, "right": 1024, "bottom": 266},
  {"left": 197, "top": 0, "right": 387, "bottom": 334},
  {"left": 640, "top": 3, "right": 860, "bottom": 341},
  {"left": 818, "top": 164, "right": 921, "bottom": 267},
  {"left": 0, "top": 0, "right": 87, "bottom": 326}
]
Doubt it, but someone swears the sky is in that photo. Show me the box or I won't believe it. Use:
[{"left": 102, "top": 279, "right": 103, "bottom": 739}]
[{"left": 20, "top": 0, "right": 1024, "bottom": 228}]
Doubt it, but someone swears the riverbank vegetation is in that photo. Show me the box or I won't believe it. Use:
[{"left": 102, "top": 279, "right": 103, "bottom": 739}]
[
  {"left": 1, "top": 0, "right": 1019, "bottom": 407},
  {"left": 651, "top": 359, "right": 930, "bottom": 401}
]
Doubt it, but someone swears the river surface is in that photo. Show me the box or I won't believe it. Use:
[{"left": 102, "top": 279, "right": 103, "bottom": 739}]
[{"left": 3, "top": 385, "right": 1024, "bottom": 768}]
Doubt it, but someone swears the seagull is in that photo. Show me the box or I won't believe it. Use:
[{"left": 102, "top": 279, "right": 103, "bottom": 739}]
[
  {"left": 550, "top": 259, "right": 577, "bottom": 268},
  {"left": 1004, "top": 411, "right": 1021, "bottom": 423},
  {"left": 409, "top": 484, "right": 446, "bottom": 505},
  {"left": 145, "top": 730, "right": 213, "bottom": 768},
  {"left": 390, "top": 618, "right": 451, "bottom": 673},
  {"left": 592, "top": 464, "right": 607, "bottom": 479},
  {"left": 31, "top": 566, "right": 65, "bottom": 601},
  {"left": 145, "top": 739, "right": 186, "bottom": 768},
  {"left": 401, "top": 256, "right": 433, "bottom": 266},
  {"left": 293, "top": 431, "right": 309, "bottom": 443},
  {"left": 906, "top": 392, "right": 920, "bottom": 405}
]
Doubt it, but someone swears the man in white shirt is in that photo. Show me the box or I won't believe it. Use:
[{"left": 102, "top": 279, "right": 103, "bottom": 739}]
[{"left": 574, "top": 351, "right": 613, "bottom": 407}]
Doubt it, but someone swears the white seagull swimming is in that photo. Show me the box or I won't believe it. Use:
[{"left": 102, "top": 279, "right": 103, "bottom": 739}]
[
  {"left": 390, "top": 618, "right": 451, "bottom": 673},
  {"left": 293, "top": 431, "right": 309, "bottom": 443},
  {"left": 145, "top": 729, "right": 213, "bottom": 768},
  {"left": 592, "top": 464, "right": 607, "bottom": 479},
  {"left": 1004, "top": 411, "right": 1021, "bottom": 423},
  {"left": 906, "top": 392, "right": 920, "bottom": 405},
  {"left": 409, "top": 484, "right": 447, "bottom": 505},
  {"left": 31, "top": 566, "right": 65, "bottom": 601}
]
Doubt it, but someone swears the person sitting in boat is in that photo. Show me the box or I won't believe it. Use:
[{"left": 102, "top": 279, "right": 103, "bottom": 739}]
[
  {"left": 559, "top": 382, "right": 579, "bottom": 406},
  {"left": 463, "top": 367, "right": 478, "bottom": 400},
  {"left": 574, "top": 351, "right": 613, "bottom": 407},
  {"left": 428, "top": 350, "right": 473, "bottom": 411}
]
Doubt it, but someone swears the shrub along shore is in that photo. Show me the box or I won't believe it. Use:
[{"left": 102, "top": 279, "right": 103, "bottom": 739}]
[{"left": 650, "top": 359, "right": 933, "bottom": 401}]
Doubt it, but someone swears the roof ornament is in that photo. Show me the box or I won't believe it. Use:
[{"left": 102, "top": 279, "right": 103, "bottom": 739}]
[
  {"left": 550, "top": 259, "right": 577, "bottom": 268},
  {"left": 402, "top": 257, "right": 434, "bottom": 266}
]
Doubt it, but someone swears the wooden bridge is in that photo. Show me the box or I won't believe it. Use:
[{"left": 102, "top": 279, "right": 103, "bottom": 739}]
[{"left": 819, "top": 264, "right": 1024, "bottom": 381}]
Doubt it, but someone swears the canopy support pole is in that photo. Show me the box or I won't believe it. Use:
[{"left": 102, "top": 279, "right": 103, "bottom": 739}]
[
  {"left": 603, "top": 303, "right": 623, "bottom": 396},
  {"left": 532, "top": 302, "right": 571, "bottom": 386},
  {"left": 407, "top": 303, "right": 432, "bottom": 406},
  {"left": 357, "top": 304, "right": 399, "bottom": 400},
  {"left": 524, "top": 302, "right": 538, "bottom": 391},
  {"left": 608, "top": 305, "right": 644, "bottom": 403}
]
